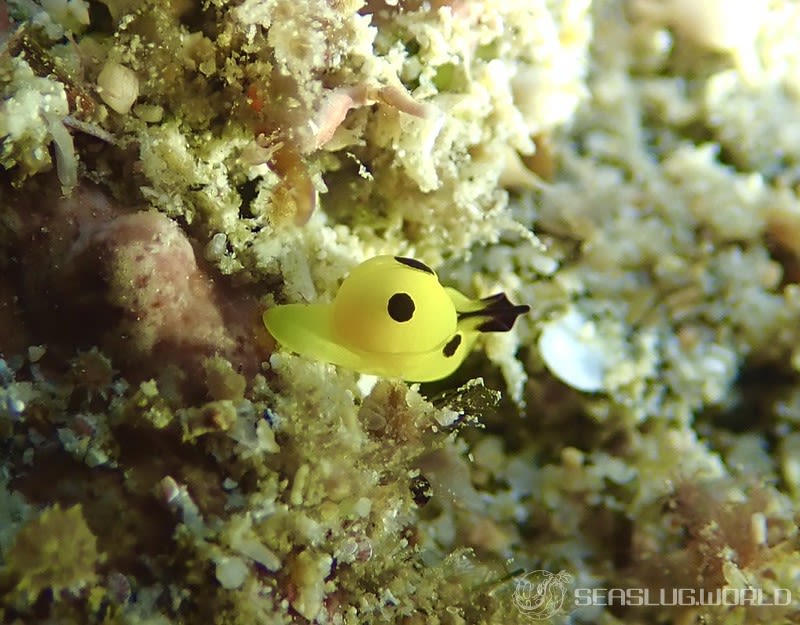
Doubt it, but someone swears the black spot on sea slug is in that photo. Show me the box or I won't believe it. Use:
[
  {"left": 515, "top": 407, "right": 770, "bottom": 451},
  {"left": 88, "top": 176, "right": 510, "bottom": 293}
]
[
  {"left": 442, "top": 334, "right": 461, "bottom": 357},
  {"left": 387, "top": 292, "right": 415, "bottom": 322},
  {"left": 394, "top": 256, "right": 434, "bottom": 275}
]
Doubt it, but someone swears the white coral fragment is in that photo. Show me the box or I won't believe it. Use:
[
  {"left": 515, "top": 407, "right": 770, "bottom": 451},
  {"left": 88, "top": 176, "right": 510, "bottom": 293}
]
[{"left": 0, "top": 58, "right": 76, "bottom": 192}]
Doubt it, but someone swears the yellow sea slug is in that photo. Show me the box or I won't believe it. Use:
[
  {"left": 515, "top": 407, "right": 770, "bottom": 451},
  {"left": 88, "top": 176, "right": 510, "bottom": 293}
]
[{"left": 263, "top": 256, "right": 530, "bottom": 381}]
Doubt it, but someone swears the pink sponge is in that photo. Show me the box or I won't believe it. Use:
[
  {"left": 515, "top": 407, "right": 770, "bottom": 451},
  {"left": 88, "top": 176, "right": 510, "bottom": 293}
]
[{"left": 8, "top": 178, "right": 267, "bottom": 398}]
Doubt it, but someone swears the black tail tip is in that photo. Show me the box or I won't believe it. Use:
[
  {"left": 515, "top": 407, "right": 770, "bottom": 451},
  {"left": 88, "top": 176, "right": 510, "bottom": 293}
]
[{"left": 474, "top": 293, "right": 530, "bottom": 333}]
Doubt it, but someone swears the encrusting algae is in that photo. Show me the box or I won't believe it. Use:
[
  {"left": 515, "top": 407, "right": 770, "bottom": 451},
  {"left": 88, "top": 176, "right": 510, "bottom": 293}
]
[
  {"left": 1, "top": 504, "right": 100, "bottom": 608},
  {"left": 2, "top": 0, "right": 800, "bottom": 623}
]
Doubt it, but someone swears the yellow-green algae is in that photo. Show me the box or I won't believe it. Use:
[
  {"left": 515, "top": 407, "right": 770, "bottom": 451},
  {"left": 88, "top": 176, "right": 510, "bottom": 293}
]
[
  {"left": 1, "top": 504, "right": 100, "bottom": 609},
  {"left": 2, "top": 0, "right": 800, "bottom": 624}
]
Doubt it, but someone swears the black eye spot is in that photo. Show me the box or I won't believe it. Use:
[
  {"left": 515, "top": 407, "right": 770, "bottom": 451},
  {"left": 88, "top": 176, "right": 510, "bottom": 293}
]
[
  {"left": 442, "top": 334, "right": 461, "bottom": 357},
  {"left": 394, "top": 256, "right": 434, "bottom": 275},
  {"left": 388, "top": 292, "right": 415, "bottom": 322}
]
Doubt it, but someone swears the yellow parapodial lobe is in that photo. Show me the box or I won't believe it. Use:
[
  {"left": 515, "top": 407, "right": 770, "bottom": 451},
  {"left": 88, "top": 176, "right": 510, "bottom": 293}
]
[{"left": 263, "top": 256, "right": 530, "bottom": 382}]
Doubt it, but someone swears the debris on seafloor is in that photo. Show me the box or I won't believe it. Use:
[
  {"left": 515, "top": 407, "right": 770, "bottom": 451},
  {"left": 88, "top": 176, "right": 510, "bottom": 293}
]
[{"left": 2, "top": 0, "right": 800, "bottom": 624}]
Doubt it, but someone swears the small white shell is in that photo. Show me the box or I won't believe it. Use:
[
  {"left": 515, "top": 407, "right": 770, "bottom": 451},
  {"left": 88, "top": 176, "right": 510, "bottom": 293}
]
[
  {"left": 214, "top": 556, "right": 248, "bottom": 590},
  {"left": 538, "top": 309, "right": 608, "bottom": 393},
  {"left": 97, "top": 61, "right": 139, "bottom": 115}
]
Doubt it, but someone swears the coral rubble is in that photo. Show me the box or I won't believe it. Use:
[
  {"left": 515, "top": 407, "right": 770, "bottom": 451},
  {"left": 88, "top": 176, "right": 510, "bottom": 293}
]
[{"left": 2, "top": 0, "right": 800, "bottom": 623}]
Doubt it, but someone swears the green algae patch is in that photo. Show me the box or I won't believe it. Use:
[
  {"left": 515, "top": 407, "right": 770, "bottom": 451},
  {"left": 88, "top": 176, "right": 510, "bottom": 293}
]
[
  {"left": 1, "top": 504, "right": 100, "bottom": 608},
  {"left": 124, "top": 380, "right": 175, "bottom": 429}
]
